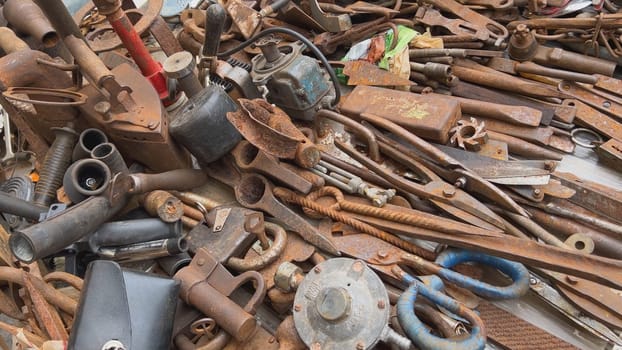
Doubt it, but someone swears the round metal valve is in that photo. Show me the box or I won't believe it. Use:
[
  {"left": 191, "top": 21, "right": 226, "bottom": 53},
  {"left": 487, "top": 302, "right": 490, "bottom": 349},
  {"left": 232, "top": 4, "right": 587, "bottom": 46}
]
[{"left": 293, "top": 258, "right": 390, "bottom": 349}]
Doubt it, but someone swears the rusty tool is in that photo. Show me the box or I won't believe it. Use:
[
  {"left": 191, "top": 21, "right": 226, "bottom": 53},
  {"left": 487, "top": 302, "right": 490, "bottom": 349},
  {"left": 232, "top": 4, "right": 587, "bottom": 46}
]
[
  {"left": 356, "top": 113, "right": 529, "bottom": 217},
  {"left": 231, "top": 140, "right": 313, "bottom": 194},
  {"left": 487, "top": 131, "right": 564, "bottom": 160},
  {"left": 558, "top": 81, "right": 622, "bottom": 120},
  {"left": 235, "top": 173, "right": 339, "bottom": 255},
  {"left": 445, "top": 95, "right": 542, "bottom": 127},
  {"left": 597, "top": 138, "right": 622, "bottom": 172},
  {"left": 486, "top": 57, "right": 599, "bottom": 84},
  {"left": 566, "top": 99, "right": 622, "bottom": 142}
]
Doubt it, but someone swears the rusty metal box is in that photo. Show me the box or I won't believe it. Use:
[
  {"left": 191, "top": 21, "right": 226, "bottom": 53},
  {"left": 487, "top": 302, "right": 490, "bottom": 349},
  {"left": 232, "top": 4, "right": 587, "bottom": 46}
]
[{"left": 339, "top": 85, "right": 461, "bottom": 143}]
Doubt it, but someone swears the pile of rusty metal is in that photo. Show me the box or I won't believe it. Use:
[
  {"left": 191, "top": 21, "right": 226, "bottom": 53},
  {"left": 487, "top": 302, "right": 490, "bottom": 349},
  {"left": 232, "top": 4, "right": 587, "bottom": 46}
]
[{"left": 0, "top": 0, "right": 620, "bottom": 349}]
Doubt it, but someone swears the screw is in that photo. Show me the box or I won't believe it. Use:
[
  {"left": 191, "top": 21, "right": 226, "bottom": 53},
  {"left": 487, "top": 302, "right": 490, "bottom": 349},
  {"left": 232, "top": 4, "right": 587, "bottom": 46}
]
[
  {"left": 197, "top": 258, "right": 205, "bottom": 266},
  {"left": 377, "top": 300, "right": 386, "bottom": 309},
  {"left": 314, "top": 266, "right": 322, "bottom": 273},
  {"left": 356, "top": 341, "right": 365, "bottom": 350},
  {"left": 294, "top": 304, "right": 302, "bottom": 312},
  {"left": 533, "top": 188, "right": 543, "bottom": 198},
  {"left": 529, "top": 277, "right": 537, "bottom": 285}
]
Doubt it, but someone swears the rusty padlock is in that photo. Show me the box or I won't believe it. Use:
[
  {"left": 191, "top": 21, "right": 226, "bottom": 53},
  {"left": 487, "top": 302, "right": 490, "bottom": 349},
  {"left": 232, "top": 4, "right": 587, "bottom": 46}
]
[{"left": 174, "top": 248, "right": 267, "bottom": 342}]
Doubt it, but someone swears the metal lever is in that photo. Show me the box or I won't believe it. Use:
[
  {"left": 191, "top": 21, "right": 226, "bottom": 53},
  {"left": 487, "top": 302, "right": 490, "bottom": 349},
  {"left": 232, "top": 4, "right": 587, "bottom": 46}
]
[{"left": 199, "top": 3, "right": 226, "bottom": 84}]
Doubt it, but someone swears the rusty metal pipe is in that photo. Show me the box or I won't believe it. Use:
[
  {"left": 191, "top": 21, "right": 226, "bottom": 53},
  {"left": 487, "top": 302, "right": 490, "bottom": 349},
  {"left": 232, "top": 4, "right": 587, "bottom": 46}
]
[
  {"left": 140, "top": 190, "right": 185, "bottom": 223},
  {"left": 314, "top": 110, "right": 381, "bottom": 162},
  {"left": 0, "top": 28, "right": 29, "bottom": 54},
  {"left": 43, "top": 271, "right": 83, "bottom": 291},
  {"left": 3, "top": 0, "right": 59, "bottom": 48},
  {"left": 32, "top": 0, "right": 83, "bottom": 39},
  {"left": 130, "top": 169, "right": 208, "bottom": 194}
]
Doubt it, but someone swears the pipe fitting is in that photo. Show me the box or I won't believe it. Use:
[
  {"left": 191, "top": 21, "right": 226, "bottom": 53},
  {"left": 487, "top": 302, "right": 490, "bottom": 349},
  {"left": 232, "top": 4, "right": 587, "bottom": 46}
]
[
  {"left": 3, "top": 0, "right": 59, "bottom": 48},
  {"left": 62, "top": 158, "right": 112, "bottom": 203},
  {"left": 91, "top": 142, "right": 128, "bottom": 175},
  {"left": 72, "top": 128, "right": 108, "bottom": 161}
]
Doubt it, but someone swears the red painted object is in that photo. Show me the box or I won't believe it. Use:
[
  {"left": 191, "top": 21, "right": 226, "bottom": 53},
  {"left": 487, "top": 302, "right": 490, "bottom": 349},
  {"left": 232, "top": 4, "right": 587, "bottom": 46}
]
[{"left": 96, "top": 0, "right": 175, "bottom": 104}]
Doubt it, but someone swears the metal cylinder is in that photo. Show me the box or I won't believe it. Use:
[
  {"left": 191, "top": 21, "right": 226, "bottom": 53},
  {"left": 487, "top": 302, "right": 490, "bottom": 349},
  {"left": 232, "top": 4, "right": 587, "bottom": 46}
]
[
  {"left": 141, "top": 190, "right": 185, "bottom": 223},
  {"left": 3, "top": 0, "right": 59, "bottom": 48},
  {"left": 130, "top": 169, "right": 208, "bottom": 194},
  {"left": 91, "top": 142, "right": 128, "bottom": 175},
  {"left": 72, "top": 128, "right": 108, "bottom": 161},
  {"left": 32, "top": 0, "right": 84, "bottom": 39},
  {"left": 10, "top": 195, "right": 125, "bottom": 263},
  {"left": 157, "top": 253, "right": 192, "bottom": 276},
  {"left": 97, "top": 237, "right": 188, "bottom": 262},
  {"left": 163, "top": 51, "right": 203, "bottom": 99},
  {"left": 88, "top": 218, "right": 182, "bottom": 251},
  {"left": 62, "top": 159, "right": 112, "bottom": 204},
  {"left": 34, "top": 125, "right": 78, "bottom": 206}
]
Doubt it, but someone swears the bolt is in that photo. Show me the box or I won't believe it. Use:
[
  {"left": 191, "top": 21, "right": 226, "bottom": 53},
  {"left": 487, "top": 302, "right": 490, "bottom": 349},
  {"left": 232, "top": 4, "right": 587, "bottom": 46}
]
[
  {"left": 197, "top": 258, "right": 205, "bottom": 266},
  {"left": 377, "top": 300, "right": 386, "bottom": 309},
  {"left": 454, "top": 177, "right": 467, "bottom": 188},
  {"left": 442, "top": 187, "right": 456, "bottom": 198},
  {"left": 314, "top": 266, "right": 322, "bottom": 273},
  {"left": 566, "top": 275, "right": 578, "bottom": 285},
  {"left": 529, "top": 277, "right": 537, "bottom": 285},
  {"left": 533, "top": 188, "right": 543, "bottom": 198},
  {"left": 294, "top": 304, "right": 302, "bottom": 312},
  {"left": 544, "top": 161, "right": 555, "bottom": 170},
  {"left": 85, "top": 177, "right": 98, "bottom": 190},
  {"left": 356, "top": 341, "right": 365, "bottom": 350},
  {"left": 377, "top": 250, "right": 388, "bottom": 259}
]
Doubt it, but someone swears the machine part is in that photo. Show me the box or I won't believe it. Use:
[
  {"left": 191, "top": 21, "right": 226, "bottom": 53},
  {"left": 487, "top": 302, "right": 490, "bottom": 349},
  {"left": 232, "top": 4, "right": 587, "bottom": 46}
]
[
  {"left": 72, "top": 128, "right": 108, "bottom": 161},
  {"left": 507, "top": 25, "right": 616, "bottom": 77},
  {"left": 199, "top": 4, "right": 226, "bottom": 79},
  {"left": 91, "top": 0, "right": 173, "bottom": 103},
  {"left": 10, "top": 195, "right": 124, "bottom": 264},
  {"left": 169, "top": 84, "right": 241, "bottom": 165},
  {"left": 450, "top": 95, "right": 542, "bottom": 127},
  {"left": 339, "top": 85, "right": 461, "bottom": 144},
  {"left": 3, "top": 0, "right": 59, "bottom": 48},
  {"left": 87, "top": 219, "right": 182, "bottom": 253},
  {"left": 163, "top": 51, "right": 203, "bottom": 99},
  {"left": 342, "top": 60, "right": 414, "bottom": 87},
  {"left": 274, "top": 262, "right": 304, "bottom": 293},
  {"left": 472, "top": 117, "right": 553, "bottom": 146},
  {"left": 449, "top": 118, "right": 489, "bottom": 151},
  {"left": 227, "top": 221, "right": 287, "bottom": 271},
  {"left": 2, "top": 87, "right": 87, "bottom": 107},
  {"left": 311, "top": 160, "right": 396, "bottom": 207},
  {"left": 314, "top": 109, "right": 381, "bottom": 161},
  {"left": 235, "top": 173, "right": 339, "bottom": 255},
  {"left": 564, "top": 233, "right": 595, "bottom": 255},
  {"left": 98, "top": 237, "right": 188, "bottom": 262},
  {"left": 0, "top": 176, "right": 35, "bottom": 229},
  {"left": 487, "top": 131, "right": 563, "bottom": 160},
  {"left": 293, "top": 258, "right": 409, "bottom": 349},
  {"left": 0, "top": 105, "right": 16, "bottom": 164},
  {"left": 91, "top": 143, "right": 128, "bottom": 175},
  {"left": 558, "top": 82, "right": 622, "bottom": 119},
  {"left": 62, "top": 158, "right": 112, "bottom": 204},
  {"left": 307, "top": 0, "right": 351, "bottom": 32},
  {"left": 174, "top": 248, "right": 266, "bottom": 342},
  {"left": 231, "top": 140, "right": 313, "bottom": 194},
  {"left": 414, "top": 6, "right": 500, "bottom": 46},
  {"left": 33, "top": 125, "right": 78, "bottom": 206},
  {"left": 126, "top": 169, "right": 208, "bottom": 195},
  {"left": 250, "top": 37, "right": 334, "bottom": 121},
  {"left": 141, "top": 190, "right": 185, "bottom": 223},
  {"left": 226, "top": 98, "right": 320, "bottom": 168},
  {"left": 597, "top": 138, "right": 622, "bottom": 172}
]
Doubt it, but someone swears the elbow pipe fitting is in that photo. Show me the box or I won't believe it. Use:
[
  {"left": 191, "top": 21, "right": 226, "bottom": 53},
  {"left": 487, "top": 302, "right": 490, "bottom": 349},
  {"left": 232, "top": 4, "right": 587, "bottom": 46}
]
[
  {"left": 227, "top": 222, "right": 287, "bottom": 271},
  {"left": 72, "top": 128, "right": 108, "bottom": 161},
  {"left": 10, "top": 195, "right": 126, "bottom": 263},
  {"left": 91, "top": 142, "right": 128, "bottom": 175},
  {"left": 3, "top": 0, "right": 59, "bottom": 48},
  {"left": 62, "top": 158, "right": 112, "bottom": 204},
  {"left": 396, "top": 275, "right": 486, "bottom": 350},
  {"left": 434, "top": 249, "right": 530, "bottom": 300},
  {"left": 87, "top": 218, "right": 182, "bottom": 252}
]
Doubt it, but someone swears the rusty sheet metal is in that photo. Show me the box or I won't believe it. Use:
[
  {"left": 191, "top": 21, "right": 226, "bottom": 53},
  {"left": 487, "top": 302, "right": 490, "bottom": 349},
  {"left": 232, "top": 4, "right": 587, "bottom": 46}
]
[
  {"left": 341, "top": 60, "right": 413, "bottom": 86},
  {"left": 477, "top": 301, "right": 579, "bottom": 350},
  {"left": 226, "top": 0, "right": 261, "bottom": 40},
  {"left": 597, "top": 138, "right": 622, "bottom": 172},
  {"left": 339, "top": 85, "right": 461, "bottom": 143},
  {"left": 471, "top": 117, "right": 553, "bottom": 146},
  {"left": 554, "top": 172, "right": 622, "bottom": 222},
  {"left": 559, "top": 81, "right": 622, "bottom": 119},
  {"left": 566, "top": 99, "right": 622, "bottom": 141}
]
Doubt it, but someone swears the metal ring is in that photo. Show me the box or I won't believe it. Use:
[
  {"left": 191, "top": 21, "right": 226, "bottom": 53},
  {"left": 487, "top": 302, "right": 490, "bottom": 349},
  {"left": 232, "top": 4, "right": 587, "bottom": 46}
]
[
  {"left": 2, "top": 87, "right": 87, "bottom": 106},
  {"left": 570, "top": 128, "right": 603, "bottom": 148}
]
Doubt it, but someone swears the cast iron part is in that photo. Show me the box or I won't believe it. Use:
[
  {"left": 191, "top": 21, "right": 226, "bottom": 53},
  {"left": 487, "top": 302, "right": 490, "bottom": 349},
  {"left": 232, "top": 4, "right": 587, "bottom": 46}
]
[
  {"left": 91, "top": 142, "right": 128, "bottom": 175},
  {"left": 3, "top": 0, "right": 59, "bottom": 48},
  {"left": 86, "top": 218, "right": 182, "bottom": 253},
  {"left": 33, "top": 125, "right": 78, "bottom": 207},
  {"left": 141, "top": 190, "right": 185, "bottom": 223},
  {"left": 163, "top": 51, "right": 203, "bottom": 99},
  {"left": 293, "top": 258, "right": 410, "bottom": 349},
  {"left": 251, "top": 36, "right": 334, "bottom": 121},
  {"left": 169, "top": 85, "right": 241, "bottom": 164},
  {"left": 72, "top": 128, "right": 109, "bottom": 161},
  {"left": 62, "top": 159, "right": 112, "bottom": 204},
  {"left": 174, "top": 247, "right": 267, "bottom": 342}
]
